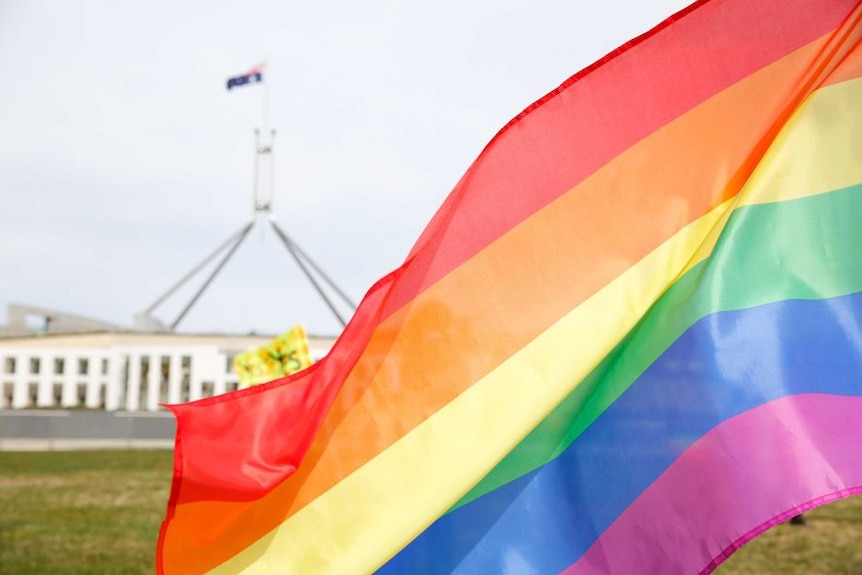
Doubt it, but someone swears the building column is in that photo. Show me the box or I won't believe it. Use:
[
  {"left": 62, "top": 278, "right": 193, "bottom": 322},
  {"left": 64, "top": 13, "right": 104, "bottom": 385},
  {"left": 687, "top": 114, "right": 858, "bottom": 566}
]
[
  {"left": 12, "top": 353, "right": 28, "bottom": 409},
  {"left": 214, "top": 351, "right": 228, "bottom": 396},
  {"left": 168, "top": 354, "right": 182, "bottom": 405},
  {"left": 61, "top": 353, "right": 77, "bottom": 407},
  {"left": 36, "top": 354, "right": 53, "bottom": 407},
  {"left": 84, "top": 354, "right": 102, "bottom": 409},
  {"left": 126, "top": 353, "right": 141, "bottom": 412},
  {"left": 147, "top": 353, "right": 160, "bottom": 412},
  {"left": 188, "top": 355, "right": 201, "bottom": 402},
  {"left": 105, "top": 354, "right": 124, "bottom": 412}
]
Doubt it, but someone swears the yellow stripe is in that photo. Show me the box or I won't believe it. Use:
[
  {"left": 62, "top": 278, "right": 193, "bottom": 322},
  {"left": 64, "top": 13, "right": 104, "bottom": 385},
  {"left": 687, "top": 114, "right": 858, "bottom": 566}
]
[
  {"left": 741, "top": 77, "right": 862, "bottom": 206},
  {"left": 210, "top": 196, "right": 730, "bottom": 575},
  {"left": 678, "top": 75, "right": 862, "bottom": 278},
  {"left": 210, "top": 76, "right": 862, "bottom": 575}
]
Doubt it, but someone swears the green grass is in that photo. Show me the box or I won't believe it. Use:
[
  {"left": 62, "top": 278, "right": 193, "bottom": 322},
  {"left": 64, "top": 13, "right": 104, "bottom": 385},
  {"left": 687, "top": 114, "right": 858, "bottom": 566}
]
[
  {"left": 717, "top": 495, "right": 862, "bottom": 575},
  {"left": 0, "top": 450, "right": 173, "bottom": 575},
  {"left": 1, "top": 450, "right": 861, "bottom": 574}
]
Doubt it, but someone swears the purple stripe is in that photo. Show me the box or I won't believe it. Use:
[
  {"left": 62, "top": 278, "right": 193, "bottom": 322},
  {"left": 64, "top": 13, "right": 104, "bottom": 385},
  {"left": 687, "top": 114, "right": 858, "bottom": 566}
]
[{"left": 563, "top": 394, "right": 862, "bottom": 575}]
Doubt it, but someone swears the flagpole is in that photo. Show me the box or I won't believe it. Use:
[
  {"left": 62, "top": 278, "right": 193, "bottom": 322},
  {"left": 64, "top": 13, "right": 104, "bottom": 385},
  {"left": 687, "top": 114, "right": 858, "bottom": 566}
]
[
  {"left": 255, "top": 62, "right": 274, "bottom": 217},
  {"left": 253, "top": 128, "right": 260, "bottom": 216},
  {"left": 136, "top": 60, "right": 355, "bottom": 333},
  {"left": 261, "top": 60, "right": 270, "bottom": 136}
]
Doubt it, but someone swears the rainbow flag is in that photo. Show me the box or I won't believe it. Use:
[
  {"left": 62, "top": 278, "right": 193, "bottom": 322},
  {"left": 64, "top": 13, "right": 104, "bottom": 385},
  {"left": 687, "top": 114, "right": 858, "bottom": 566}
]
[{"left": 158, "top": 0, "right": 862, "bottom": 573}]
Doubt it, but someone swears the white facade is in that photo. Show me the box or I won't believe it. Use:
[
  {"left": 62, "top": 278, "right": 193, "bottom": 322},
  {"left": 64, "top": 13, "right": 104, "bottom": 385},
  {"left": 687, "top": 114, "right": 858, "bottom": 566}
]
[{"left": 0, "top": 332, "right": 335, "bottom": 411}]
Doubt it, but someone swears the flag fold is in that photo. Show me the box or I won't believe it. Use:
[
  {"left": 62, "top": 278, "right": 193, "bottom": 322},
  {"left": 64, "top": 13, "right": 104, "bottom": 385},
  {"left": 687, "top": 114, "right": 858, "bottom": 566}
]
[{"left": 159, "top": 0, "right": 862, "bottom": 573}]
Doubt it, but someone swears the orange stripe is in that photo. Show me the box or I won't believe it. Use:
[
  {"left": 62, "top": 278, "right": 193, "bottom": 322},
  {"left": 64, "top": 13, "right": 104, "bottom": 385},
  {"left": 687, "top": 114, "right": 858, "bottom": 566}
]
[
  {"left": 161, "top": 31, "right": 856, "bottom": 574},
  {"left": 394, "top": 0, "right": 859, "bottom": 318},
  {"left": 826, "top": 32, "right": 862, "bottom": 85}
]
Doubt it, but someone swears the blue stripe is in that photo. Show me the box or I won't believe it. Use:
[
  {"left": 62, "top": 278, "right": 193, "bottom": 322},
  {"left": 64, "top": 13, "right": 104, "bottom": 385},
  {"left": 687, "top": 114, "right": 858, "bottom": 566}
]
[{"left": 378, "top": 290, "right": 862, "bottom": 574}]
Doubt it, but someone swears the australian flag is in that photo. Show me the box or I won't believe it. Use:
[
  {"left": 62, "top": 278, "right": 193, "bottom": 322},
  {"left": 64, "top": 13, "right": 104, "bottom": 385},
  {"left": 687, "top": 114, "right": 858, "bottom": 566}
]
[{"left": 227, "top": 64, "right": 264, "bottom": 90}]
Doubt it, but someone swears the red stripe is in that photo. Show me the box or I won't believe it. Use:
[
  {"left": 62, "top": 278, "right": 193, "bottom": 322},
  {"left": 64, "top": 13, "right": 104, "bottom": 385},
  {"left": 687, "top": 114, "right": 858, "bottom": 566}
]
[
  {"left": 166, "top": 268, "right": 397, "bottom": 505},
  {"left": 385, "top": 0, "right": 857, "bottom": 318}
]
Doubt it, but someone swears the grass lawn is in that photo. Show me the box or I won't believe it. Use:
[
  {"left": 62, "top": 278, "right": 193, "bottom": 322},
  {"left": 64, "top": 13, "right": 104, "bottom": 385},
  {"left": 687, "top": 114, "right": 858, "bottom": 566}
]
[
  {"left": 1, "top": 450, "right": 861, "bottom": 574},
  {"left": 718, "top": 494, "right": 862, "bottom": 575},
  {"left": 0, "top": 450, "right": 173, "bottom": 575}
]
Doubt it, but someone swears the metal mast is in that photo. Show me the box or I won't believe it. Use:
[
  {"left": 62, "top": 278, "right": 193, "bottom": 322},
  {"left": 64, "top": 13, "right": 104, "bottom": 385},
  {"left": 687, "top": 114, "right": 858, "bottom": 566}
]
[{"left": 136, "top": 64, "right": 355, "bottom": 332}]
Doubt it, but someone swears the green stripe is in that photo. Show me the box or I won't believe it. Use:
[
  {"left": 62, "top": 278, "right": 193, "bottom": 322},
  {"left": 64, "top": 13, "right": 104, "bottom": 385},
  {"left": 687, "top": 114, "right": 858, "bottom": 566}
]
[{"left": 451, "top": 182, "right": 862, "bottom": 512}]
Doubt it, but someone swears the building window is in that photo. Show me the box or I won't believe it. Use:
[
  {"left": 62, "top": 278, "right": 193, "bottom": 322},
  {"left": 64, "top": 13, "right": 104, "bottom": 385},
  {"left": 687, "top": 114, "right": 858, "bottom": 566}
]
[
  {"left": 4, "top": 357, "right": 15, "bottom": 375},
  {"left": 3, "top": 382, "right": 13, "bottom": 407},
  {"left": 140, "top": 356, "right": 150, "bottom": 409},
  {"left": 54, "top": 358, "right": 65, "bottom": 375},
  {"left": 78, "top": 358, "right": 89, "bottom": 376},
  {"left": 29, "top": 357, "right": 40, "bottom": 375},
  {"left": 160, "top": 356, "right": 170, "bottom": 404},
  {"left": 28, "top": 382, "right": 38, "bottom": 406},
  {"left": 25, "top": 314, "right": 49, "bottom": 332},
  {"left": 101, "top": 358, "right": 109, "bottom": 376},
  {"left": 181, "top": 355, "right": 191, "bottom": 402}
]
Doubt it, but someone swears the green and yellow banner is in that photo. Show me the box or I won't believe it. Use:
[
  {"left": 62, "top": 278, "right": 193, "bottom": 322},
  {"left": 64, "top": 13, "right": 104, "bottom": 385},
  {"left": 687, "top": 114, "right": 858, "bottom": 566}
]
[{"left": 233, "top": 325, "right": 313, "bottom": 388}]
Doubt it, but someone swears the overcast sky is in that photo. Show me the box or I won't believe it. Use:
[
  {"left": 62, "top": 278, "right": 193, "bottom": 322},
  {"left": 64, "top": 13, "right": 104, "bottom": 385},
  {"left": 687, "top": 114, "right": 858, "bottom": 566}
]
[{"left": 0, "top": 0, "right": 691, "bottom": 336}]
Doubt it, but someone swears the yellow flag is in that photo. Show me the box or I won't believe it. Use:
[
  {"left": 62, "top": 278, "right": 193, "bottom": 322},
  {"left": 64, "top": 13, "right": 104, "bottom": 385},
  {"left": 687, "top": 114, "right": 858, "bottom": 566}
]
[{"left": 233, "top": 325, "right": 313, "bottom": 388}]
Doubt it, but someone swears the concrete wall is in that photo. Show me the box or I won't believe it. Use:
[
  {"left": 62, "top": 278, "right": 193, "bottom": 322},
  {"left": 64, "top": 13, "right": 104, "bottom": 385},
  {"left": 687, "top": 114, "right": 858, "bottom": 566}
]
[{"left": 0, "top": 410, "right": 175, "bottom": 450}]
